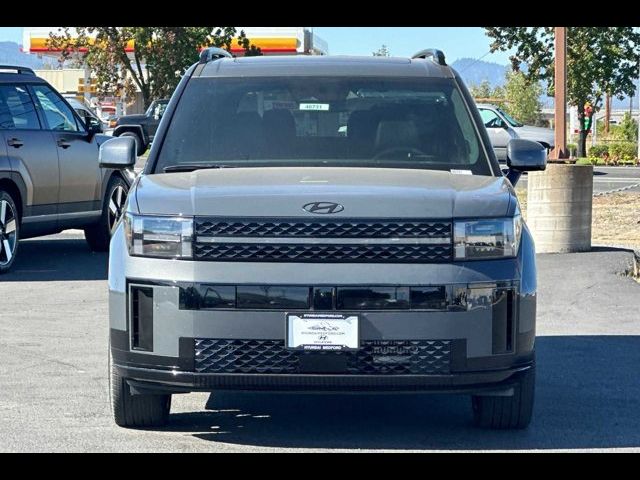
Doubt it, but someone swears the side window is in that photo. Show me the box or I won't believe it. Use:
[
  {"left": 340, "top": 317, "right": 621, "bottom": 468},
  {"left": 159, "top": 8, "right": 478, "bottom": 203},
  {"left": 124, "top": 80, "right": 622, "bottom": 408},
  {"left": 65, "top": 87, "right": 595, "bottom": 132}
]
[
  {"left": 31, "top": 85, "right": 80, "bottom": 132},
  {"left": 479, "top": 108, "right": 501, "bottom": 128},
  {"left": 75, "top": 108, "right": 90, "bottom": 127},
  {"left": 155, "top": 102, "right": 167, "bottom": 118},
  {"left": 0, "top": 85, "right": 41, "bottom": 130}
]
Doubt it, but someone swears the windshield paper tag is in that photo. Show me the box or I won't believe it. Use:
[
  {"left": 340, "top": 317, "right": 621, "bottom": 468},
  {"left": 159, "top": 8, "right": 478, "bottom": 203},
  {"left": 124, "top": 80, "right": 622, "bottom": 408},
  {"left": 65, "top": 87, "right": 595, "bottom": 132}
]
[
  {"left": 451, "top": 169, "right": 472, "bottom": 175},
  {"left": 299, "top": 103, "right": 330, "bottom": 111}
]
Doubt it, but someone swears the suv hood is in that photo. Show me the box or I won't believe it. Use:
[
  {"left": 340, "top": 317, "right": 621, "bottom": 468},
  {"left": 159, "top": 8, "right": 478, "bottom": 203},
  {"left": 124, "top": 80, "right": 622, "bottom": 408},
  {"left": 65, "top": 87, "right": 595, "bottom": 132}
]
[
  {"left": 116, "top": 114, "right": 146, "bottom": 125},
  {"left": 134, "top": 167, "right": 515, "bottom": 219}
]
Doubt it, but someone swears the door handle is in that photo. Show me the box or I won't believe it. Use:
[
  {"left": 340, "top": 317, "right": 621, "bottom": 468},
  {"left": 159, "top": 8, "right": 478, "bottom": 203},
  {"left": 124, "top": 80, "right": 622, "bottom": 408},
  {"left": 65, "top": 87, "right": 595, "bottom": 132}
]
[
  {"left": 57, "top": 139, "right": 71, "bottom": 149},
  {"left": 7, "top": 138, "right": 23, "bottom": 148}
]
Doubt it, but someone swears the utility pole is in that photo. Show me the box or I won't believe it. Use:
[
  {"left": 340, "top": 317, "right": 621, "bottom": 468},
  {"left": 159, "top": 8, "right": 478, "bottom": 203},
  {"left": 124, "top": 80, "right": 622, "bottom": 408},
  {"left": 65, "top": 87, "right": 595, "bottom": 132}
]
[
  {"left": 637, "top": 59, "right": 640, "bottom": 161},
  {"left": 551, "top": 27, "right": 568, "bottom": 160}
]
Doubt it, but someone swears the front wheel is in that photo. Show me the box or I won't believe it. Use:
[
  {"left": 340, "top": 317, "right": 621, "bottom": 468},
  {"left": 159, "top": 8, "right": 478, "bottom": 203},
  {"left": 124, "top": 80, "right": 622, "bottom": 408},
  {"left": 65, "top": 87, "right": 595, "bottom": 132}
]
[
  {"left": 0, "top": 190, "right": 20, "bottom": 274},
  {"left": 471, "top": 366, "right": 535, "bottom": 429},
  {"left": 110, "top": 353, "right": 171, "bottom": 428},
  {"left": 85, "top": 176, "right": 129, "bottom": 252}
]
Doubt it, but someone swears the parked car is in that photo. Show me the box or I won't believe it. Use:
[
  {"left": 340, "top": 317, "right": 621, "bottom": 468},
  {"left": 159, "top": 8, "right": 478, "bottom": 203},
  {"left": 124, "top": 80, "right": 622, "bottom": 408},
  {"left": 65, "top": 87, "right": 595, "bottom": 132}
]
[
  {"left": 63, "top": 95, "right": 106, "bottom": 133},
  {"left": 112, "top": 99, "right": 169, "bottom": 156},
  {"left": 103, "top": 49, "right": 546, "bottom": 429},
  {"left": 477, "top": 103, "right": 554, "bottom": 161},
  {"left": 0, "top": 65, "right": 135, "bottom": 273}
]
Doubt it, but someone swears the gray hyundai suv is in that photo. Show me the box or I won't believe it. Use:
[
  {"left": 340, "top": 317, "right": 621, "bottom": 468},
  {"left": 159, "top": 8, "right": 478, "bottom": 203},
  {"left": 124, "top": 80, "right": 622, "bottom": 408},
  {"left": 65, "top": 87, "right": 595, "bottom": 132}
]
[
  {"left": 103, "top": 48, "right": 546, "bottom": 430},
  {"left": 0, "top": 65, "right": 134, "bottom": 273}
]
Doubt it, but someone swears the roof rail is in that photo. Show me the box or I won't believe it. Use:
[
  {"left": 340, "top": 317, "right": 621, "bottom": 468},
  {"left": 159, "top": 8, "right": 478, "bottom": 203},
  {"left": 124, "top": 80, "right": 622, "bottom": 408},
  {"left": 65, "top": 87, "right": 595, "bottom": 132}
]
[
  {"left": 199, "top": 47, "right": 233, "bottom": 64},
  {"left": 0, "top": 65, "right": 36, "bottom": 75},
  {"left": 411, "top": 49, "right": 447, "bottom": 66}
]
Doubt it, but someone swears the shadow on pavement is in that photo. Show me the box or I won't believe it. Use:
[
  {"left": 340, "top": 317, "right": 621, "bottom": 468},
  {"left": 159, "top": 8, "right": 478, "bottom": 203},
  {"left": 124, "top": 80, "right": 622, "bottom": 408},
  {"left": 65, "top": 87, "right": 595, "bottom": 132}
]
[
  {"left": 163, "top": 336, "right": 640, "bottom": 450},
  {"left": 2, "top": 237, "right": 108, "bottom": 282}
]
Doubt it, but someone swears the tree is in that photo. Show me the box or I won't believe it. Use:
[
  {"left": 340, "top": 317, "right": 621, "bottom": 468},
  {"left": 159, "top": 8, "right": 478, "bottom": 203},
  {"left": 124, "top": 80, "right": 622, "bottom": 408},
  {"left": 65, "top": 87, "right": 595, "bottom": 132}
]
[
  {"left": 502, "top": 70, "right": 542, "bottom": 125},
  {"left": 469, "top": 80, "right": 505, "bottom": 107},
  {"left": 47, "top": 27, "right": 261, "bottom": 109},
  {"left": 484, "top": 27, "right": 640, "bottom": 157},
  {"left": 373, "top": 45, "right": 390, "bottom": 57},
  {"left": 617, "top": 112, "right": 639, "bottom": 142}
]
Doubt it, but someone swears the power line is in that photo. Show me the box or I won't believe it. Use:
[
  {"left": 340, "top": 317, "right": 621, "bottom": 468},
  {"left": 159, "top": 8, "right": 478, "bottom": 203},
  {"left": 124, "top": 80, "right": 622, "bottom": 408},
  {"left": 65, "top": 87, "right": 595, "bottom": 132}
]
[{"left": 457, "top": 50, "right": 493, "bottom": 72}]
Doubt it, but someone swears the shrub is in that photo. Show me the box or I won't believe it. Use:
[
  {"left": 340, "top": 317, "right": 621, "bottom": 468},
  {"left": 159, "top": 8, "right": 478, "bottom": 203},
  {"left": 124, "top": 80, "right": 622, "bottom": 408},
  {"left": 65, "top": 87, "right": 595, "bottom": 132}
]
[
  {"left": 588, "top": 144, "right": 609, "bottom": 158},
  {"left": 567, "top": 143, "right": 578, "bottom": 156},
  {"left": 609, "top": 142, "right": 638, "bottom": 165}
]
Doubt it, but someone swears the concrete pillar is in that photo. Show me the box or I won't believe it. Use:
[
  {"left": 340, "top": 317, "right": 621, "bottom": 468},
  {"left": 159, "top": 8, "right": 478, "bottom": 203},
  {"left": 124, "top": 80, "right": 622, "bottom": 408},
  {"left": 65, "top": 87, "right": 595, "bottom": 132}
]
[{"left": 527, "top": 164, "right": 593, "bottom": 253}]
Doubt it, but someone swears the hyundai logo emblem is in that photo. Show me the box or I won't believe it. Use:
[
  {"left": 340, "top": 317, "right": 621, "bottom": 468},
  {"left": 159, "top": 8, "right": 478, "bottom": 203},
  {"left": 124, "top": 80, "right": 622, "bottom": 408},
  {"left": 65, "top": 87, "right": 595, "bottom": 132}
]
[{"left": 302, "top": 202, "right": 344, "bottom": 214}]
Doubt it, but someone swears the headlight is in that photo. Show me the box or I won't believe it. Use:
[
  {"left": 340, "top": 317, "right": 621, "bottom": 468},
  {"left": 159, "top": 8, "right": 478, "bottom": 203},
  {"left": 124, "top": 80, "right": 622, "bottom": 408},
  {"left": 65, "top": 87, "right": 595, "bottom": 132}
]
[
  {"left": 454, "top": 212, "right": 522, "bottom": 260},
  {"left": 124, "top": 213, "right": 193, "bottom": 259}
]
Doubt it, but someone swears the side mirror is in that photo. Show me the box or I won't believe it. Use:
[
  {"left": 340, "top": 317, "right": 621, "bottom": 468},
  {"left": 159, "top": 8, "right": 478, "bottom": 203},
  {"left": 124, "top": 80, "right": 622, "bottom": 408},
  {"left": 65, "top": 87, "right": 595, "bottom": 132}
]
[
  {"left": 99, "top": 136, "right": 136, "bottom": 169},
  {"left": 505, "top": 139, "right": 547, "bottom": 186},
  {"left": 87, "top": 116, "right": 103, "bottom": 134}
]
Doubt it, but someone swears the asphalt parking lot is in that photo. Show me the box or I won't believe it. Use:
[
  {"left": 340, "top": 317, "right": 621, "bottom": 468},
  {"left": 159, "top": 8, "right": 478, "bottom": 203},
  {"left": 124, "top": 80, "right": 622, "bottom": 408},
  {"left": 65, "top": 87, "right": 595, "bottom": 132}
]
[{"left": 0, "top": 231, "right": 639, "bottom": 452}]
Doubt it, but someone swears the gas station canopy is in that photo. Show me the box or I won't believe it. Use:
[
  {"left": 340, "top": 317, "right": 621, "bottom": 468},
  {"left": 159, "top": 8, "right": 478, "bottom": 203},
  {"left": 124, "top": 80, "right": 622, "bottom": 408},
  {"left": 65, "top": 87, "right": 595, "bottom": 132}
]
[{"left": 22, "top": 27, "right": 328, "bottom": 57}]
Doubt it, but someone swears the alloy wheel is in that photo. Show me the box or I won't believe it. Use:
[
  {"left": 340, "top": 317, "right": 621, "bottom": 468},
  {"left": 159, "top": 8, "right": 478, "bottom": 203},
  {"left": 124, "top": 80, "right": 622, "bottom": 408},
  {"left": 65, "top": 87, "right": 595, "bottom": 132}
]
[{"left": 0, "top": 199, "right": 17, "bottom": 266}]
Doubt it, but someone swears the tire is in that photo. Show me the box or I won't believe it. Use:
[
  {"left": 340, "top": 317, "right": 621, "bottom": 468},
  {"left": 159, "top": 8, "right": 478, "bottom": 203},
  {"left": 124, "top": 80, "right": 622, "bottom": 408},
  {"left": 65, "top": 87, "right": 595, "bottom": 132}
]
[
  {"left": 85, "top": 175, "right": 129, "bottom": 252},
  {"left": 119, "top": 131, "right": 145, "bottom": 157},
  {"left": 110, "top": 352, "right": 171, "bottom": 428},
  {"left": 0, "top": 190, "right": 20, "bottom": 274},
  {"left": 471, "top": 366, "right": 535, "bottom": 429}
]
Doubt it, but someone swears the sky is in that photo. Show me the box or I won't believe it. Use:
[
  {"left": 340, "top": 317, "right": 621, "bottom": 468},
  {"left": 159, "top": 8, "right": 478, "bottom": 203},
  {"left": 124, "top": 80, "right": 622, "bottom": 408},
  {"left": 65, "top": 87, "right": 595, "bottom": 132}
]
[
  {"left": 313, "top": 27, "right": 511, "bottom": 64},
  {"left": 0, "top": 26, "right": 513, "bottom": 65}
]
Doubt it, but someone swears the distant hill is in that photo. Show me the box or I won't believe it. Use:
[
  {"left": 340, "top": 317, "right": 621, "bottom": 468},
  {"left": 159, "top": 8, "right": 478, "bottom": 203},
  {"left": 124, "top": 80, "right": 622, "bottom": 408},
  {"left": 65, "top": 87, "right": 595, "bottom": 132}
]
[
  {"left": 451, "top": 58, "right": 507, "bottom": 89},
  {"left": 0, "top": 41, "right": 46, "bottom": 69},
  {"left": 451, "top": 57, "right": 637, "bottom": 109}
]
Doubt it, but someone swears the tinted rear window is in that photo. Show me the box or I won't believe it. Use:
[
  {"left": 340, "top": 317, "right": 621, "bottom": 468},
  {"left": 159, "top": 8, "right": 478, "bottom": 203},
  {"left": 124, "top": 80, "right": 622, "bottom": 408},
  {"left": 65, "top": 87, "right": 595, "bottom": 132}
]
[{"left": 154, "top": 76, "right": 491, "bottom": 175}]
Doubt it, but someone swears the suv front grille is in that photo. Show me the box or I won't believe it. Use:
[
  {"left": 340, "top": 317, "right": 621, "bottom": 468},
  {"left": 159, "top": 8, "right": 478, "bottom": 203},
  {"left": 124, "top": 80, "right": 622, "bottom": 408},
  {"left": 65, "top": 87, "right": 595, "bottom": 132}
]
[
  {"left": 194, "top": 339, "right": 452, "bottom": 375},
  {"left": 193, "top": 243, "right": 451, "bottom": 263},
  {"left": 195, "top": 219, "right": 451, "bottom": 238},
  {"left": 193, "top": 218, "right": 452, "bottom": 263}
]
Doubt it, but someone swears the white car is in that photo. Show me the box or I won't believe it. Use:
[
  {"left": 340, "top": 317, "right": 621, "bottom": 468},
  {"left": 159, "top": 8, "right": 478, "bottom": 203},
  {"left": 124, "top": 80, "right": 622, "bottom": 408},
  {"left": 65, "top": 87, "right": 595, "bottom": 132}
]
[{"left": 477, "top": 104, "right": 555, "bottom": 161}]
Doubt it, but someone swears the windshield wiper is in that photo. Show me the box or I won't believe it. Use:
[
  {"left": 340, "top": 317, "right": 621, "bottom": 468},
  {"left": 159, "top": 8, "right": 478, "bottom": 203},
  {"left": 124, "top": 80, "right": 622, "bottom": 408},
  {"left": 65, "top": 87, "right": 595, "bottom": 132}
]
[{"left": 163, "top": 163, "right": 236, "bottom": 173}]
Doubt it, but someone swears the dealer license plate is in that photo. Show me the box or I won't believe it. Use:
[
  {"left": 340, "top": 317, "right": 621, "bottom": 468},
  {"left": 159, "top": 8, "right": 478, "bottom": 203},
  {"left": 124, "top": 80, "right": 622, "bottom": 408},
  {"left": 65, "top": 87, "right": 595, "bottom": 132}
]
[{"left": 286, "top": 313, "right": 359, "bottom": 351}]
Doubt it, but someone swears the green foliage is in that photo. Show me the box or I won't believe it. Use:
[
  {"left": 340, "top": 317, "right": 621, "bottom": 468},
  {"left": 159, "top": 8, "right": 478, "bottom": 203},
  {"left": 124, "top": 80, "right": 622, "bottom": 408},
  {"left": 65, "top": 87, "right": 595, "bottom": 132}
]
[
  {"left": 484, "top": 27, "right": 640, "bottom": 157},
  {"left": 502, "top": 70, "right": 542, "bottom": 125},
  {"left": 469, "top": 80, "right": 506, "bottom": 108},
  {"left": 609, "top": 142, "right": 638, "bottom": 163},
  {"left": 616, "top": 112, "right": 639, "bottom": 143},
  {"left": 373, "top": 45, "right": 390, "bottom": 57},
  {"left": 588, "top": 144, "right": 609, "bottom": 158},
  {"left": 47, "top": 27, "right": 261, "bottom": 108}
]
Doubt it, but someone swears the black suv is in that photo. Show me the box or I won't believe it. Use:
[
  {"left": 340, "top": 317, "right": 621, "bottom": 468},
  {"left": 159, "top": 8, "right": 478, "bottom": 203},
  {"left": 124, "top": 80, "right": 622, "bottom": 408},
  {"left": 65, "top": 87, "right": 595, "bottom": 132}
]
[
  {"left": 113, "top": 99, "right": 169, "bottom": 156},
  {"left": 0, "top": 65, "right": 134, "bottom": 273}
]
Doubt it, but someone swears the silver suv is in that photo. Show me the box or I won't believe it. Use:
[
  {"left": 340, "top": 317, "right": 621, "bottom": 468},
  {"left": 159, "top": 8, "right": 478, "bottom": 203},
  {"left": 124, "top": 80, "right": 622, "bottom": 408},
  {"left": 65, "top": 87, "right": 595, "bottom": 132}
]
[
  {"left": 103, "top": 48, "right": 546, "bottom": 430},
  {"left": 0, "top": 66, "right": 133, "bottom": 273}
]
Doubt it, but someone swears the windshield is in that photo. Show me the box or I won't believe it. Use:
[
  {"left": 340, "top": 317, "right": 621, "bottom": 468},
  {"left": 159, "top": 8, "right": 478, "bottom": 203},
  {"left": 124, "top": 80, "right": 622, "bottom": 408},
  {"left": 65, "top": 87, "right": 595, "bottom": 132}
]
[
  {"left": 497, "top": 107, "right": 523, "bottom": 127},
  {"left": 153, "top": 76, "right": 491, "bottom": 175}
]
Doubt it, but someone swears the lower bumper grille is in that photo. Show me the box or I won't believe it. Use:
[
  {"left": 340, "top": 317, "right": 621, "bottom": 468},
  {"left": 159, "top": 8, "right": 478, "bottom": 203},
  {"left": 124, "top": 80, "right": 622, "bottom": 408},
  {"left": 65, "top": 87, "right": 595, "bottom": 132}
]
[{"left": 194, "top": 339, "right": 451, "bottom": 375}]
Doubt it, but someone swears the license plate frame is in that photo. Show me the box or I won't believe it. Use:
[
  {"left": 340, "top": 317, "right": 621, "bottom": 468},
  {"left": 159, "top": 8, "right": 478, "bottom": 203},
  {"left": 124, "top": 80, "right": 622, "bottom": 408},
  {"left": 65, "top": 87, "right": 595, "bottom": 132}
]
[{"left": 286, "top": 312, "right": 360, "bottom": 351}]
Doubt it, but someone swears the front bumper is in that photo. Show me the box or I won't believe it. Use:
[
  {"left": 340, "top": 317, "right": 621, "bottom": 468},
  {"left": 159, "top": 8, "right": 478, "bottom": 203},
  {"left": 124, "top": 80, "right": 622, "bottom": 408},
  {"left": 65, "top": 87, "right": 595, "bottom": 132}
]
[
  {"left": 115, "top": 362, "right": 534, "bottom": 394},
  {"left": 108, "top": 223, "right": 538, "bottom": 395}
]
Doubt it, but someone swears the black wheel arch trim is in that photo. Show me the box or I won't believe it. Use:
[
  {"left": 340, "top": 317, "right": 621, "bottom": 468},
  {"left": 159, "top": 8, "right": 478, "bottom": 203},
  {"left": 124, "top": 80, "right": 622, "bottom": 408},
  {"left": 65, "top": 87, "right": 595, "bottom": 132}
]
[
  {"left": 0, "top": 172, "right": 29, "bottom": 219},
  {"left": 113, "top": 125, "right": 146, "bottom": 144}
]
